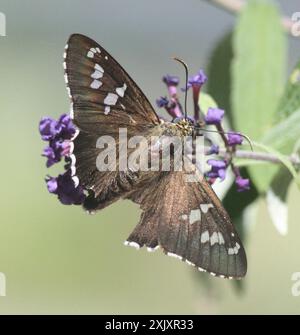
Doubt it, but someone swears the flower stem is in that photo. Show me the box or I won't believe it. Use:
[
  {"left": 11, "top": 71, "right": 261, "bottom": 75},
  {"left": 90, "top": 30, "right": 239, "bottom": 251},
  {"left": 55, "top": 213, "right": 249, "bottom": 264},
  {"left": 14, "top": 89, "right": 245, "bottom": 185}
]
[{"left": 215, "top": 147, "right": 300, "bottom": 167}]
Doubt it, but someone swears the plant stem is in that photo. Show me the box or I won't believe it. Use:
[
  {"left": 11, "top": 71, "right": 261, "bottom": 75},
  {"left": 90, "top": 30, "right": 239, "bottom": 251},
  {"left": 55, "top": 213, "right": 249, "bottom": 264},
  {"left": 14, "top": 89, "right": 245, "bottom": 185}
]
[
  {"left": 203, "top": 0, "right": 295, "bottom": 36},
  {"left": 214, "top": 147, "right": 300, "bottom": 167}
]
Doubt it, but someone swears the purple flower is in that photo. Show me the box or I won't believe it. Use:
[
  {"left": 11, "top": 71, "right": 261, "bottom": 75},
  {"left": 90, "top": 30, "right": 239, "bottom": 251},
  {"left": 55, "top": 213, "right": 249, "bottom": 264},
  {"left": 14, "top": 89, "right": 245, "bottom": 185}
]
[
  {"left": 163, "top": 75, "right": 180, "bottom": 98},
  {"left": 156, "top": 96, "right": 169, "bottom": 108},
  {"left": 42, "top": 140, "right": 71, "bottom": 167},
  {"left": 206, "top": 144, "right": 219, "bottom": 155},
  {"left": 180, "top": 69, "right": 207, "bottom": 121},
  {"left": 207, "top": 159, "right": 226, "bottom": 169},
  {"left": 46, "top": 176, "right": 58, "bottom": 193},
  {"left": 39, "top": 117, "right": 62, "bottom": 141},
  {"left": 235, "top": 176, "right": 250, "bottom": 192},
  {"left": 169, "top": 102, "right": 183, "bottom": 118},
  {"left": 227, "top": 131, "right": 243, "bottom": 146},
  {"left": 39, "top": 114, "right": 76, "bottom": 142},
  {"left": 58, "top": 114, "right": 76, "bottom": 140},
  {"left": 163, "top": 75, "right": 179, "bottom": 87},
  {"left": 186, "top": 69, "right": 207, "bottom": 89},
  {"left": 205, "top": 108, "right": 225, "bottom": 125},
  {"left": 206, "top": 159, "right": 227, "bottom": 181},
  {"left": 45, "top": 171, "right": 85, "bottom": 205}
]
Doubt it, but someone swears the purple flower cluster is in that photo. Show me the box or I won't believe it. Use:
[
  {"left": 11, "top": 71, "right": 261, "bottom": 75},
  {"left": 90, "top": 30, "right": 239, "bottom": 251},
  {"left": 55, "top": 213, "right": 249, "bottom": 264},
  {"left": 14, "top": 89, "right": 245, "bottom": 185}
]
[
  {"left": 202, "top": 108, "right": 249, "bottom": 191},
  {"left": 46, "top": 172, "right": 85, "bottom": 205},
  {"left": 156, "top": 68, "right": 250, "bottom": 192},
  {"left": 235, "top": 176, "right": 250, "bottom": 192},
  {"left": 39, "top": 114, "right": 86, "bottom": 205},
  {"left": 207, "top": 159, "right": 227, "bottom": 181},
  {"left": 40, "top": 114, "right": 76, "bottom": 167},
  {"left": 156, "top": 74, "right": 182, "bottom": 118}
]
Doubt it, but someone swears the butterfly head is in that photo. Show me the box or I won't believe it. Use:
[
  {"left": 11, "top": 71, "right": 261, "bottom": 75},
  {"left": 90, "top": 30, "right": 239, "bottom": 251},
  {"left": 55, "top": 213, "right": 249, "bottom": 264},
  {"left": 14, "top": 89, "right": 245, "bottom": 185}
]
[{"left": 171, "top": 116, "right": 194, "bottom": 136}]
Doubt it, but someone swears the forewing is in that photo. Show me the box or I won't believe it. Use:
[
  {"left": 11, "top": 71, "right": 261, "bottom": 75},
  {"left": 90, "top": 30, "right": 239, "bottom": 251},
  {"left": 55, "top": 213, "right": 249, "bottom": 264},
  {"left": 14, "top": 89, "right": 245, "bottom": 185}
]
[
  {"left": 64, "top": 33, "right": 159, "bottom": 134},
  {"left": 63, "top": 34, "right": 160, "bottom": 209}
]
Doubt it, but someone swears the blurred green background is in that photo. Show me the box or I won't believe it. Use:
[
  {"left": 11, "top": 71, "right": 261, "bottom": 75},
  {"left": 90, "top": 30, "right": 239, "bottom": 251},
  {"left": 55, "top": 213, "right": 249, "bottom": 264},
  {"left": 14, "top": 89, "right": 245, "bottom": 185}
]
[{"left": 0, "top": 0, "right": 300, "bottom": 314}]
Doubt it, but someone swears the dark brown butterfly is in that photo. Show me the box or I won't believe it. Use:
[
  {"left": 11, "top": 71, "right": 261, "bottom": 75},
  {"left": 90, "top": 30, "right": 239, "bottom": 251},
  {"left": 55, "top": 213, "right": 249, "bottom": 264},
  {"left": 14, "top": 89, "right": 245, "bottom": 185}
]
[{"left": 63, "top": 34, "right": 247, "bottom": 279}]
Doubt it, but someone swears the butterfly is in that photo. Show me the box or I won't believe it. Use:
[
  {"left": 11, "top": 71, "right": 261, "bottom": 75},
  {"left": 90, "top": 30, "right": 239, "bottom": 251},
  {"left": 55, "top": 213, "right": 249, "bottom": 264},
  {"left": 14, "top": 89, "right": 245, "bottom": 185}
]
[{"left": 63, "top": 34, "right": 247, "bottom": 279}]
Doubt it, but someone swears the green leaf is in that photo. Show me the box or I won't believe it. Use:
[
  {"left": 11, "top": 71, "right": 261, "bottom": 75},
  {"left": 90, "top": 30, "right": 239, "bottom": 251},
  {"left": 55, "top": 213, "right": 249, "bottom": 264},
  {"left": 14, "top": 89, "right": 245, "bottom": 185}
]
[
  {"left": 266, "top": 168, "right": 292, "bottom": 236},
  {"left": 276, "top": 61, "right": 300, "bottom": 122},
  {"left": 223, "top": 168, "right": 259, "bottom": 239},
  {"left": 251, "top": 141, "right": 300, "bottom": 187},
  {"left": 262, "top": 60, "right": 300, "bottom": 234},
  {"left": 207, "top": 31, "right": 233, "bottom": 124},
  {"left": 231, "top": 0, "right": 286, "bottom": 192},
  {"left": 199, "top": 92, "right": 218, "bottom": 114},
  {"left": 262, "top": 108, "right": 300, "bottom": 154},
  {"left": 222, "top": 167, "right": 259, "bottom": 293}
]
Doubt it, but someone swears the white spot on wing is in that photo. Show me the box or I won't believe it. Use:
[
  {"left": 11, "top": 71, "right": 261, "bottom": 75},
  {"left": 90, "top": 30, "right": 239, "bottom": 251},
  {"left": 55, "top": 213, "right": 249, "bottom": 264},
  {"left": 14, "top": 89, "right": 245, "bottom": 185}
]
[
  {"left": 71, "top": 128, "right": 79, "bottom": 140},
  {"left": 200, "top": 203, "right": 214, "bottom": 213},
  {"left": 70, "top": 154, "right": 76, "bottom": 176},
  {"left": 185, "top": 260, "right": 195, "bottom": 267},
  {"left": 200, "top": 230, "right": 209, "bottom": 243},
  {"left": 147, "top": 246, "right": 159, "bottom": 252},
  {"left": 104, "top": 106, "right": 110, "bottom": 115},
  {"left": 87, "top": 50, "right": 94, "bottom": 58},
  {"left": 167, "top": 252, "right": 182, "bottom": 260},
  {"left": 72, "top": 176, "right": 79, "bottom": 187},
  {"left": 69, "top": 142, "right": 74, "bottom": 155},
  {"left": 124, "top": 241, "right": 140, "bottom": 250},
  {"left": 189, "top": 209, "right": 201, "bottom": 225},
  {"left": 210, "top": 232, "right": 219, "bottom": 246},
  {"left": 66, "top": 87, "right": 71, "bottom": 98},
  {"left": 116, "top": 83, "right": 127, "bottom": 97},
  {"left": 104, "top": 93, "right": 119, "bottom": 105},
  {"left": 228, "top": 242, "right": 240, "bottom": 255},
  {"left": 70, "top": 108, "right": 74, "bottom": 119},
  {"left": 218, "top": 232, "right": 225, "bottom": 245},
  {"left": 91, "top": 70, "right": 103, "bottom": 79},
  {"left": 90, "top": 79, "right": 102, "bottom": 89},
  {"left": 87, "top": 47, "right": 101, "bottom": 59},
  {"left": 94, "top": 63, "right": 104, "bottom": 72}
]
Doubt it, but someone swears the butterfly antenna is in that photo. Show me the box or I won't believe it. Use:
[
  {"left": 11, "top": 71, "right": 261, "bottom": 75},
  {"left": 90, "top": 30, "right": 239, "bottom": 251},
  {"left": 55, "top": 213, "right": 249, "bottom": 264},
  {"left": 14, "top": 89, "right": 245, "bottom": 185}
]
[
  {"left": 195, "top": 126, "right": 254, "bottom": 151},
  {"left": 173, "top": 57, "right": 188, "bottom": 120}
]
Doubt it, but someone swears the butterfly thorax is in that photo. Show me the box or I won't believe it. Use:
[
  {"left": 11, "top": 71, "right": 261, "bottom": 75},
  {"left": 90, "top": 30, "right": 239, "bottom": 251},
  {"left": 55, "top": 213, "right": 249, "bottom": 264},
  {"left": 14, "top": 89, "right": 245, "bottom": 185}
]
[{"left": 158, "top": 119, "right": 194, "bottom": 137}]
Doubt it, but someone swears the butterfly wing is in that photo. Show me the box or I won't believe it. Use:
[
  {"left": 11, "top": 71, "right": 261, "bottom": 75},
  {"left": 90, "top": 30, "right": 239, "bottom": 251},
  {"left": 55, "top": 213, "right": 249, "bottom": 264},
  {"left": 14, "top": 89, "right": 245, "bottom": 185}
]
[
  {"left": 64, "top": 34, "right": 160, "bottom": 133},
  {"left": 126, "top": 169, "right": 247, "bottom": 279},
  {"left": 64, "top": 34, "right": 161, "bottom": 209}
]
